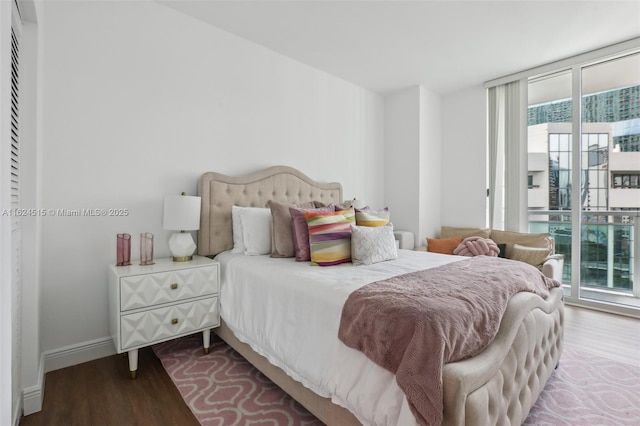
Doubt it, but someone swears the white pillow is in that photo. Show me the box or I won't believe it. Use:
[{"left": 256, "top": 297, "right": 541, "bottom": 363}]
[
  {"left": 351, "top": 223, "right": 398, "bottom": 266},
  {"left": 239, "top": 207, "right": 272, "bottom": 255},
  {"left": 231, "top": 206, "right": 246, "bottom": 254}
]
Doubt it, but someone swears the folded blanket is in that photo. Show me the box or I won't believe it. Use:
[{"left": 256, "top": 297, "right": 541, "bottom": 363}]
[{"left": 338, "top": 256, "right": 560, "bottom": 426}]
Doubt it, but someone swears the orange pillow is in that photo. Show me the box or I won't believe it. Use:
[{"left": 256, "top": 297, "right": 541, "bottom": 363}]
[{"left": 426, "top": 237, "right": 462, "bottom": 255}]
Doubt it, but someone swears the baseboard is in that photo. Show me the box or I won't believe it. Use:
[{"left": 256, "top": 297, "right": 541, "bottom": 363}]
[
  {"left": 12, "top": 396, "right": 22, "bottom": 426},
  {"left": 44, "top": 336, "right": 115, "bottom": 373},
  {"left": 22, "top": 353, "right": 45, "bottom": 416}
]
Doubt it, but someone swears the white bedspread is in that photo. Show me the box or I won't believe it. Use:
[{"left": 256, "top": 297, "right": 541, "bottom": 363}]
[{"left": 215, "top": 249, "right": 465, "bottom": 425}]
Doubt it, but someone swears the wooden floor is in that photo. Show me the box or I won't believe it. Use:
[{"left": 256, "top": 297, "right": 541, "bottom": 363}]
[
  {"left": 20, "top": 305, "right": 640, "bottom": 426},
  {"left": 19, "top": 346, "right": 199, "bottom": 426},
  {"left": 563, "top": 304, "right": 640, "bottom": 368}
]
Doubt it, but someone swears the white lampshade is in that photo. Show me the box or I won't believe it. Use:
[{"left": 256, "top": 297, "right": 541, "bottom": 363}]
[
  {"left": 163, "top": 194, "right": 201, "bottom": 262},
  {"left": 163, "top": 194, "right": 201, "bottom": 231}
]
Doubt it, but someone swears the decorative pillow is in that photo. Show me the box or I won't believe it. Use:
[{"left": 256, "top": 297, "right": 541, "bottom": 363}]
[
  {"left": 490, "top": 229, "right": 553, "bottom": 259},
  {"left": 355, "top": 207, "right": 390, "bottom": 227},
  {"left": 510, "top": 244, "right": 551, "bottom": 268},
  {"left": 440, "top": 226, "right": 491, "bottom": 240},
  {"left": 497, "top": 243, "right": 507, "bottom": 258},
  {"left": 426, "top": 237, "right": 463, "bottom": 255},
  {"left": 333, "top": 203, "right": 354, "bottom": 211},
  {"left": 231, "top": 205, "right": 246, "bottom": 254},
  {"left": 239, "top": 207, "right": 272, "bottom": 256},
  {"left": 268, "top": 200, "right": 316, "bottom": 258},
  {"left": 351, "top": 224, "right": 398, "bottom": 266},
  {"left": 304, "top": 208, "right": 355, "bottom": 266},
  {"left": 453, "top": 236, "right": 500, "bottom": 257},
  {"left": 290, "top": 205, "right": 335, "bottom": 261}
]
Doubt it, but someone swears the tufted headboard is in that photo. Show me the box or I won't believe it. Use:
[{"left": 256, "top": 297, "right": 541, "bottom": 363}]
[{"left": 197, "top": 166, "right": 343, "bottom": 257}]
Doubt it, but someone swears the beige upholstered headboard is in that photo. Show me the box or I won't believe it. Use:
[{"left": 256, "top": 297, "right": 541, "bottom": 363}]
[{"left": 197, "top": 166, "right": 343, "bottom": 257}]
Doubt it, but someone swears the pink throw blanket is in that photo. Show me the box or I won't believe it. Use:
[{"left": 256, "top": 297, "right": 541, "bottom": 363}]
[{"left": 338, "top": 256, "right": 560, "bottom": 426}]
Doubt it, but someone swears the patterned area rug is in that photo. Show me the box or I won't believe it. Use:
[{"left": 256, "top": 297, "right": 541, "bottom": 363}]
[
  {"left": 152, "top": 334, "right": 322, "bottom": 425},
  {"left": 524, "top": 346, "right": 640, "bottom": 426},
  {"left": 154, "top": 335, "right": 640, "bottom": 426}
]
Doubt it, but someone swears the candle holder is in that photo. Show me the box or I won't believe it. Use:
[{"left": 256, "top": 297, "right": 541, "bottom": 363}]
[
  {"left": 116, "top": 233, "right": 131, "bottom": 266},
  {"left": 140, "top": 232, "right": 155, "bottom": 265}
]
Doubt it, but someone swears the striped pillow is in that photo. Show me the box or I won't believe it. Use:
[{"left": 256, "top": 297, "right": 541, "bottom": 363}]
[
  {"left": 355, "top": 207, "right": 390, "bottom": 227},
  {"left": 304, "top": 208, "right": 355, "bottom": 266}
]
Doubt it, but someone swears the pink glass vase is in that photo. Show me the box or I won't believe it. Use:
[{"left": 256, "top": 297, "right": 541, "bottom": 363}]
[
  {"left": 140, "top": 232, "right": 154, "bottom": 265},
  {"left": 116, "top": 233, "right": 131, "bottom": 266}
]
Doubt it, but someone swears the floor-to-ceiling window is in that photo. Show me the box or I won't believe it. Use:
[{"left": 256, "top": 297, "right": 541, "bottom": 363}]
[
  {"left": 528, "top": 70, "right": 573, "bottom": 284},
  {"left": 580, "top": 54, "right": 639, "bottom": 308},
  {"left": 526, "top": 50, "right": 640, "bottom": 312}
]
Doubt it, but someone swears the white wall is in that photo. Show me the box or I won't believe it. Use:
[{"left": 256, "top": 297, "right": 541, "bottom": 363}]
[
  {"left": 419, "top": 87, "right": 442, "bottom": 242},
  {"left": 384, "top": 87, "right": 421, "bottom": 246},
  {"left": 441, "top": 86, "right": 487, "bottom": 230},
  {"left": 39, "top": 1, "right": 384, "bottom": 357},
  {"left": 384, "top": 85, "right": 442, "bottom": 247}
]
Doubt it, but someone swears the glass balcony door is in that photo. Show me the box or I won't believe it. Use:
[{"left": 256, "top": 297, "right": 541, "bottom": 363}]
[
  {"left": 527, "top": 52, "right": 640, "bottom": 314},
  {"left": 579, "top": 54, "right": 639, "bottom": 309},
  {"left": 528, "top": 70, "right": 574, "bottom": 288}
]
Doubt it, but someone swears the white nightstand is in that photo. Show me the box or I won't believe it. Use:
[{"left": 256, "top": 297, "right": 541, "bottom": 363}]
[{"left": 108, "top": 256, "right": 220, "bottom": 378}]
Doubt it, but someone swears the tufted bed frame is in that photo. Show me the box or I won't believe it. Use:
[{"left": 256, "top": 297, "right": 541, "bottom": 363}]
[{"left": 197, "top": 165, "right": 564, "bottom": 425}]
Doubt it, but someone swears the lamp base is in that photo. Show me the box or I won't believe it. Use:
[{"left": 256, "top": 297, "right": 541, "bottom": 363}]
[
  {"left": 168, "top": 232, "right": 196, "bottom": 262},
  {"left": 172, "top": 255, "right": 193, "bottom": 262}
]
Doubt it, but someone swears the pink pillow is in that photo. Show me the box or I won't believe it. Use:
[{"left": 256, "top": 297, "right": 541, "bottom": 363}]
[
  {"left": 453, "top": 236, "right": 500, "bottom": 257},
  {"left": 268, "top": 200, "right": 316, "bottom": 258},
  {"left": 290, "top": 205, "right": 334, "bottom": 261}
]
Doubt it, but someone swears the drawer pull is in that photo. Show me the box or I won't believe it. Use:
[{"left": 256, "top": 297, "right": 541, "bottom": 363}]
[
  {"left": 170, "top": 283, "right": 178, "bottom": 290},
  {"left": 171, "top": 318, "right": 178, "bottom": 325}
]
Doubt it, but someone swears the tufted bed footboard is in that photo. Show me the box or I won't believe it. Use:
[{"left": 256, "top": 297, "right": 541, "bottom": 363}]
[{"left": 442, "top": 287, "right": 564, "bottom": 425}]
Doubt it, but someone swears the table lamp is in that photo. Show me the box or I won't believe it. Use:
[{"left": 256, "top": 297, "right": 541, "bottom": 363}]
[{"left": 163, "top": 192, "right": 201, "bottom": 261}]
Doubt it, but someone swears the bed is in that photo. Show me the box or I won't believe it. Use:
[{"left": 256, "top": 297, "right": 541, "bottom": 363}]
[{"left": 197, "top": 165, "right": 564, "bottom": 426}]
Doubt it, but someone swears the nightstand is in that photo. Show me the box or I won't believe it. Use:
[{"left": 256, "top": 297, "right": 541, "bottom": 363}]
[{"left": 108, "top": 256, "right": 219, "bottom": 378}]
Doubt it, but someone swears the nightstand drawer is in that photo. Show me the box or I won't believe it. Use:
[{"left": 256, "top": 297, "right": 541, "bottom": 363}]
[
  {"left": 120, "top": 296, "right": 219, "bottom": 351},
  {"left": 120, "top": 266, "right": 218, "bottom": 311}
]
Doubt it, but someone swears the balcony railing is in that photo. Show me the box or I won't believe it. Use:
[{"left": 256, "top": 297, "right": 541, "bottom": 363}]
[{"left": 528, "top": 210, "right": 639, "bottom": 308}]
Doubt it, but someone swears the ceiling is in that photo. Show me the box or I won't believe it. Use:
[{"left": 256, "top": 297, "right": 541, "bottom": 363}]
[{"left": 160, "top": 0, "right": 640, "bottom": 96}]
